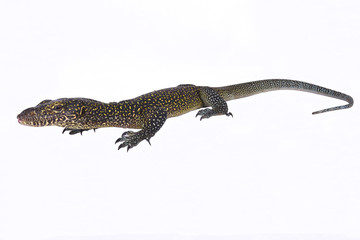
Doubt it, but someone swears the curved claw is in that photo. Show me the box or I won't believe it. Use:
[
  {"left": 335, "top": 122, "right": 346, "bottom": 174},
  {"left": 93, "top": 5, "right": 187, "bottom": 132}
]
[
  {"left": 115, "top": 131, "right": 135, "bottom": 144},
  {"left": 196, "top": 109, "right": 213, "bottom": 121},
  {"left": 226, "top": 112, "right": 233, "bottom": 117},
  {"left": 117, "top": 140, "right": 135, "bottom": 152},
  {"left": 62, "top": 128, "right": 97, "bottom": 135},
  {"left": 115, "top": 130, "right": 144, "bottom": 151},
  {"left": 118, "top": 142, "right": 132, "bottom": 151},
  {"left": 196, "top": 109, "right": 233, "bottom": 120},
  {"left": 63, "top": 128, "right": 83, "bottom": 135}
]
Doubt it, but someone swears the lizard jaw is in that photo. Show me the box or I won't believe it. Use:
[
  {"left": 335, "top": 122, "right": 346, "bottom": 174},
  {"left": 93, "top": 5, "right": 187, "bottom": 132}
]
[{"left": 17, "top": 108, "right": 56, "bottom": 127}]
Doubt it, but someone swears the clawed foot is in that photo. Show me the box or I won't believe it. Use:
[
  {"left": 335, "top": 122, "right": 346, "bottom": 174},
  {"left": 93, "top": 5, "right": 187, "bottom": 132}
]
[
  {"left": 226, "top": 112, "right": 233, "bottom": 117},
  {"left": 115, "top": 131, "right": 151, "bottom": 152},
  {"left": 62, "top": 128, "right": 97, "bottom": 135},
  {"left": 196, "top": 109, "right": 233, "bottom": 120}
]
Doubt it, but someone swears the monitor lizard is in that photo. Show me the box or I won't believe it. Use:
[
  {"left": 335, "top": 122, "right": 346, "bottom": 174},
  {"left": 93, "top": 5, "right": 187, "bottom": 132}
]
[{"left": 17, "top": 79, "right": 354, "bottom": 151}]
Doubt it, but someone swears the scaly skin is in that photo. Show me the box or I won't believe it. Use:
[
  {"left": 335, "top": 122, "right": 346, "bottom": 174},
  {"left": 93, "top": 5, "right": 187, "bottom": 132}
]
[{"left": 17, "top": 79, "right": 353, "bottom": 151}]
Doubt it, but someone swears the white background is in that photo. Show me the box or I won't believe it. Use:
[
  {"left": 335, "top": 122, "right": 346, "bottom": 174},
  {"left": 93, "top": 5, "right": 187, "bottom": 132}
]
[{"left": 1, "top": 1, "right": 359, "bottom": 240}]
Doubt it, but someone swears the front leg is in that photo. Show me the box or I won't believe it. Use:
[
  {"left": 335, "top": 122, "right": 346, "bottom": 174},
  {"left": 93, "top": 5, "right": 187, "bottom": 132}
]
[
  {"left": 115, "top": 108, "right": 168, "bottom": 151},
  {"left": 62, "top": 128, "right": 97, "bottom": 135}
]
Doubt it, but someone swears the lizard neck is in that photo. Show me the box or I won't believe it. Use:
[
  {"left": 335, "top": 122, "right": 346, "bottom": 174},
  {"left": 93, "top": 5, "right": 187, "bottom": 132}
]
[{"left": 82, "top": 101, "right": 141, "bottom": 129}]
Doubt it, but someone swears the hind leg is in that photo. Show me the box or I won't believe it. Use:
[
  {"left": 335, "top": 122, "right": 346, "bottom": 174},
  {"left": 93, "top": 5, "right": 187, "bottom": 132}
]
[{"left": 196, "top": 87, "right": 233, "bottom": 120}]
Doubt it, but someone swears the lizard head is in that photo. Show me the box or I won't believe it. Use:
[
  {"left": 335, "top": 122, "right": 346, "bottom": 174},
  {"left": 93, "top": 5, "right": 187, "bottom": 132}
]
[{"left": 17, "top": 98, "right": 98, "bottom": 128}]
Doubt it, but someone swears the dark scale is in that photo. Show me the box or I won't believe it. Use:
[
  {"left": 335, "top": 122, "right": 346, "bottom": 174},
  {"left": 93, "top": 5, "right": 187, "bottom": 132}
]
[{"left": 17, "top": 79, "right": 353, "bottom": 151}]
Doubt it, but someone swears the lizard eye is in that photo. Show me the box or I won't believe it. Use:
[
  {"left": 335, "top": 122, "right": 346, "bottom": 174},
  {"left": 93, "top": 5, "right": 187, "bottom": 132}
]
[{"left": 53, "top": 104, "right": 63, "bottom": 111}]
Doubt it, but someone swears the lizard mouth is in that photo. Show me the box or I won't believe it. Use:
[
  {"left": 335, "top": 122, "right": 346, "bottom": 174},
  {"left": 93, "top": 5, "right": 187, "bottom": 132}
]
[{"left": 17, "top": 108, "right": 54, "bottom": 127}]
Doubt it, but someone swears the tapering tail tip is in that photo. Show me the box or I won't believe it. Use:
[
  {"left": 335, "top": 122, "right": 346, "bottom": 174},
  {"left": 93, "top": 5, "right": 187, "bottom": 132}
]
[{"left": 312, "top": 95, "right": 354, "bottom": 115}]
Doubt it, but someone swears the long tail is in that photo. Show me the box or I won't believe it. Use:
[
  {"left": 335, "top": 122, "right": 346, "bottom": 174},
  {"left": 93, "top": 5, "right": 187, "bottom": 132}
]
[{"left": 213, "top": 79, "right": 353, "bottom": 115}]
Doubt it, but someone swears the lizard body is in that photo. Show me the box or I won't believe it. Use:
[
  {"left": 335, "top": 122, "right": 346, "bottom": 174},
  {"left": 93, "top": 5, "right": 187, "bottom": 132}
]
[{"left": 17, "top": 79, "right": 353, "bottom": 151}]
